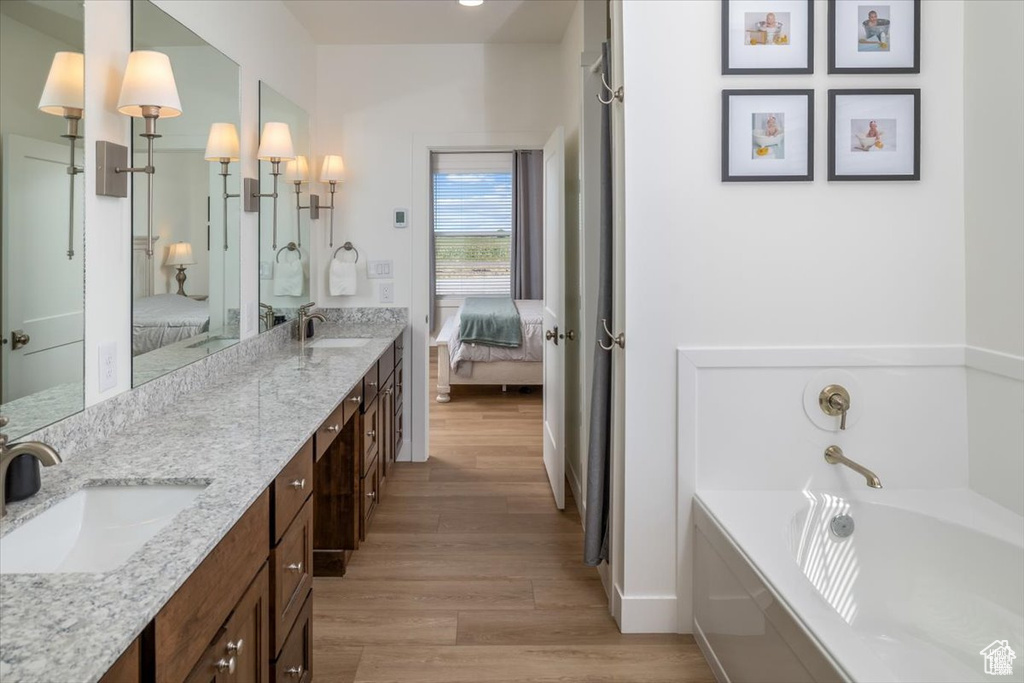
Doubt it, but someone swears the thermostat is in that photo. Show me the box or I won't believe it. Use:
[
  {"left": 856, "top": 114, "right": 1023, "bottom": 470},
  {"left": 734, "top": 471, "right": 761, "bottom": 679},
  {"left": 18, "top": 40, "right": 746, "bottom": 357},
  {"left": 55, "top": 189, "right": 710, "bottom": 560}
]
[{"left": 394, "top": 208, "right": 408, "bottom": 228}]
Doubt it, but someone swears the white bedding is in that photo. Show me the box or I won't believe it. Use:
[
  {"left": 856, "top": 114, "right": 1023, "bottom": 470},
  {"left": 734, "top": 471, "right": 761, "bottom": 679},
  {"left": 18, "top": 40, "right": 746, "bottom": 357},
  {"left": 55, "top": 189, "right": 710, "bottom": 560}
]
[
  {"left": 439, "top": 299, "right": 544, "bottom": 371},
  {"left": 133, "top": 294, "right": 209, "bottom": 356}
]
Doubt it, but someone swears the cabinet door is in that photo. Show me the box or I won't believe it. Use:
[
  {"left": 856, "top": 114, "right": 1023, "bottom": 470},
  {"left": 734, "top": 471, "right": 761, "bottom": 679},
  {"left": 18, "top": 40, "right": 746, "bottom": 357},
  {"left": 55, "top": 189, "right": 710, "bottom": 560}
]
[
  {"left": 379, "top": 373, "right": 395, "bottom": 486},
  {"left": 99, "top": 638, "right": 140, "bottom": 683},
  {"left": 361, "top": 398, "right": 379, "bottom": 476}
]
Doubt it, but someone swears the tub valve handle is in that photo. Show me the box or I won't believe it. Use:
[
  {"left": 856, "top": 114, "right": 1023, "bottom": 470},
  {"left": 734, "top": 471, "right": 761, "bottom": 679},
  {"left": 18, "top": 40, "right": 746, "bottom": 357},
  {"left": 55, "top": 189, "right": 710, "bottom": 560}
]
[{"left": 819, "top": 385, "right": 851, "bottom": 430}]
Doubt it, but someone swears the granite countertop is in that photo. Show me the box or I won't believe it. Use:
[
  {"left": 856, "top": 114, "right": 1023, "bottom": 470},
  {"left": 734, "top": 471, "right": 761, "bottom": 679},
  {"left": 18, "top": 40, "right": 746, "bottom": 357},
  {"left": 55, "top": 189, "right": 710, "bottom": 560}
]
[{"left": 0, "top": 320, "right": 406, "bottom": 683}]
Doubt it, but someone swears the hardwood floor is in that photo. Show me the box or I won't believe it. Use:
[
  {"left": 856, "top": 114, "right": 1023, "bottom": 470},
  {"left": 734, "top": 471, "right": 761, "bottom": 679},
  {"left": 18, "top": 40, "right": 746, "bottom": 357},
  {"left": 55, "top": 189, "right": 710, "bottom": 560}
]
[{"left": 312, "top": 350, "right": 714, "bottom": 682}]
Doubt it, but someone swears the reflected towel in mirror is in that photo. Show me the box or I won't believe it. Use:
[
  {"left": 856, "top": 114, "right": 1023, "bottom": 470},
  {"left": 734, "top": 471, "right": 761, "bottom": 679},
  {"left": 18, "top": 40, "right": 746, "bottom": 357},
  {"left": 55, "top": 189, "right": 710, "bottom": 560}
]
[
  {"left": 329, "top": 260, "right": 357, "bottom": 296},
  {"left": 273, "top": 259, "right": 304, "bottom": 296}
]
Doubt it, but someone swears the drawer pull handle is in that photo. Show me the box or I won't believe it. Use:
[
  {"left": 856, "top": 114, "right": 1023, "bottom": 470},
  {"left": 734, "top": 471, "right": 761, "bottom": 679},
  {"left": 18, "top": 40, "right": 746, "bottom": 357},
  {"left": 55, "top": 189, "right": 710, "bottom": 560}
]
[
  {"left": 289, "top": 478, "right": 306, "bottom": 490},
  {"left": 349, "top": 395, "right": 362, "bottom": 403},
  {"left": 227, "top": 639, "right": 243, "bottom": 654},
  {"left": 368, "top": 381, "right": 378, "bottom": 388},
  {"left": 366, "top": 429, "right": 376, "bottom": 440},
  {"left": 325, "top": 424, "right": 340, "bottom": 433},
  {"left": 286, "top": 561, "right": 304, "bottom": 573},
  {"left": 215, "top": 657, "right": 236, "bottom": 674},
  {"left": 286, "top": 665, "right": 304, "bottom": 678},
  {"left": 367, "top": 490, "right": 377, "bottom": 500}
]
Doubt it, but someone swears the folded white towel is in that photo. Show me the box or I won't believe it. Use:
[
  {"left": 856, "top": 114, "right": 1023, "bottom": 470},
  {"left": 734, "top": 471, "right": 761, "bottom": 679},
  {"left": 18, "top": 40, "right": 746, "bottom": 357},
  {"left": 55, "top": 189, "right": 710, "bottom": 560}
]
[
  {"left": 329, "top": 260, "right": 357, "bottom": 296},
  {"left": 273, "top": 259, "right": 305, "bottom": 296}
]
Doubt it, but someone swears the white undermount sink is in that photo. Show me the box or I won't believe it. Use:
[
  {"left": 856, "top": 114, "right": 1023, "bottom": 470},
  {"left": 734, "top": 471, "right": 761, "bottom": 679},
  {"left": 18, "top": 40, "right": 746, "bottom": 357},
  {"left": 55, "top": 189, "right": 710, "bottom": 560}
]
[
  {"left": 308, "top": 338, "right": 369, "bottom": 349},
  {"left": 0, "top": 484, "right": 207, "bottom": 574}
]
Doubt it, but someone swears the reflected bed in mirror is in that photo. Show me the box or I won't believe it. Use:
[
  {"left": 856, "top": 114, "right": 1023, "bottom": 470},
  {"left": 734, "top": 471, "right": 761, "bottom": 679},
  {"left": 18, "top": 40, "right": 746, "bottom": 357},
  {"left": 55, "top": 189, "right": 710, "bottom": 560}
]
[
  {"left": 258, "top": 82, "right": 312, "bottom": 331},
  {"left": 0, "top": 0, "right": 85, "bottom": 440},
  {"left": 130, "top": 0, "right": 241, "bottom": 387}
]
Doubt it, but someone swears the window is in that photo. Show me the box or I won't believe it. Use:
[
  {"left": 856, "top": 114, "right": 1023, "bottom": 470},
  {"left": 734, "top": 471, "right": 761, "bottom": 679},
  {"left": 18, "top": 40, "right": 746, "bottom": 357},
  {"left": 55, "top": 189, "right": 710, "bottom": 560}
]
[{"left": 432, "top": 153, "right": 513, "bottom": 298}]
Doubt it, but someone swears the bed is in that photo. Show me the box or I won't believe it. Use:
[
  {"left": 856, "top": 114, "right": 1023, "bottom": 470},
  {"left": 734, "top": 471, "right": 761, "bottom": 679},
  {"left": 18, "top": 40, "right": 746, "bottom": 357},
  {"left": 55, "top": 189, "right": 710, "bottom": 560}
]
[
  {"left": 132, "top": 294, "right": 209, "bottom": 356},
  {"left": 435, "top": 298, "right": 544, "bottom": 402}
]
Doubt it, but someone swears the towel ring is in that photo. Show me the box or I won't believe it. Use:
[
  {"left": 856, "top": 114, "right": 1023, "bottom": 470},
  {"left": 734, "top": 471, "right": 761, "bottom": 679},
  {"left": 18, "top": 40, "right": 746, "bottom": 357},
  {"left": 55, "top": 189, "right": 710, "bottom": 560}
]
[
  {"left": 276, "top": 242, "right": 303, "bottom": 263},
  {"left": 333, "top": 241, "right": 359, "bottom": 263}
]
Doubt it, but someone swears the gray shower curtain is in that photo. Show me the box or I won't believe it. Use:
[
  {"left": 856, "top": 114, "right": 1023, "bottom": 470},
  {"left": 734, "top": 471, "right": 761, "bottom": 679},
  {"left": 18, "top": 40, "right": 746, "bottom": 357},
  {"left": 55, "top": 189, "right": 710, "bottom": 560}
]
[
  {"left": 584, "top": 42, "right": 614, "bottom": 567},
  {"left": 511, "top": 150, "right": 543, "bottom": 300}
]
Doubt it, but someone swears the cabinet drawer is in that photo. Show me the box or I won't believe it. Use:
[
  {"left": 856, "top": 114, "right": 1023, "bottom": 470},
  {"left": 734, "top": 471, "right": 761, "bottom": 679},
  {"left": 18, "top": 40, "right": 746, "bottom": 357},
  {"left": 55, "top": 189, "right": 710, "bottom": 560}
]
[
  {"left": 361, "top": 398, "right": 380, "bottom": 476},
  {"left": 360, "top": 455, "right": 379, "bottom": 541},
  {"left": 272, "top": 441, "right": 313, "bottom": 544},
  {"left": 272, "top": 593, "right": 313, "bottom": 683},
  {"left": 270, "top": 497, "right": 313, "bottom": 655},
  {"left": 363, "top": 363, "right": 380, "bottom": 405},
  {"left": 314, "top": 402, "right": 346, "bottom": 462},
  {"left": 156, "top": 492, "right": 269, "bottom": 683},
  {"left": 378, "top": 342, "right": 395, "bottom": 381},
  {"left": 394, "top": 359, "right": 404, "bottom": 411},
  {"left": 342, "top": 384, "right": 363, "bottom": 425},
  {"left": 395, "top": 404, "right": 404, "bottom": 459},
  {"left": 99, "top": 638, "right": 140, "bottom": 683}
]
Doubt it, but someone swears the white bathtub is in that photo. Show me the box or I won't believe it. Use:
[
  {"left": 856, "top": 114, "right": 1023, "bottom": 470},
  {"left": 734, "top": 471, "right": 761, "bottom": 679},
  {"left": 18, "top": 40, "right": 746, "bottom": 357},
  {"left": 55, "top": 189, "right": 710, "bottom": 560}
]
[{"left": 694, "top": 489, "right": 1024, "bottom": 682}]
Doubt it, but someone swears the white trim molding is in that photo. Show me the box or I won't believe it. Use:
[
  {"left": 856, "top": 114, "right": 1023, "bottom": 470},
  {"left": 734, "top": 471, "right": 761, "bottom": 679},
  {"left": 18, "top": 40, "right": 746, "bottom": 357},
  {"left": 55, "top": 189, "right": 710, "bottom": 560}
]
[
  {"left": 679, "top": 345, "right": 965, "bottom": 369},
  {"left": 965, "top": 346, "right": 1024, "bottom": 381},
  {"left": 617, "top": 586, "right": 679, "bottom": 634}
]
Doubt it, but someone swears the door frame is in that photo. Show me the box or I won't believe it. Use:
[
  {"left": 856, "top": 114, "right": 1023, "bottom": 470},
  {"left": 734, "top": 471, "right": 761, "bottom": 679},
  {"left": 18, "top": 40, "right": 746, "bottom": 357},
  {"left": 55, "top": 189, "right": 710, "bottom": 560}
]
[{"left": 408, "top": 131, "right": 553, "bottom": 464}]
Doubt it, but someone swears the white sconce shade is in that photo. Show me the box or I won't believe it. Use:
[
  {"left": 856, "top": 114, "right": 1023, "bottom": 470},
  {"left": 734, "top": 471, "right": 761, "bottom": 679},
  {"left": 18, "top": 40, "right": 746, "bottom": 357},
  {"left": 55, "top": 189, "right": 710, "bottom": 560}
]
[
  {"left": 204, "top": 123, "right": 240, "bottom": 161},
  {"left": 165, "top": 241, "right": 195, "bottom": 266},
  {"left": 284, "top": 155, "right": 310, "bottom": 183},
  {"left": 117, "top": 51, "right": 182, "bottom": 118},
  {"left": 39, "top": 52, "right": 85, "bottom": 115},
  {"left": 257, "top": 122, "right": 295, "bottom": 161},
  {"left": 320, "top": 154, "right": 346, "bottom": 182}
]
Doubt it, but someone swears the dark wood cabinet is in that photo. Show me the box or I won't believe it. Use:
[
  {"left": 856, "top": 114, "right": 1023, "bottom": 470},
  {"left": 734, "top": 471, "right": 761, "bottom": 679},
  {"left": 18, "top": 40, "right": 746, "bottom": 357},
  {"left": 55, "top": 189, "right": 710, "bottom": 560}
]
[
  {"left": 98, "top": 638, "right": 140, "bottom": 683},
  {"left": 270, "top": 497, "right": 313, "bottom": 654},
  {"left": 271, "top": 593, "right": 312, "bottom": 683}
]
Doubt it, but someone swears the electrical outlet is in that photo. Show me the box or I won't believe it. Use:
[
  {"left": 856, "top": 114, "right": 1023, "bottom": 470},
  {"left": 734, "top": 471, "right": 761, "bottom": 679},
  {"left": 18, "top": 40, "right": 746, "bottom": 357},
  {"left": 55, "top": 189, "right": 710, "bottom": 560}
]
[
  {"left": 98, "top": 342, "right": 117, "bottom": 392},
  {"left": 366, "top": 260, "right": 394, "bottom": 279},
  {"left": 379, "top": 282, "right": 395, "bottom": 304},
  {"left": 260, "top": 261, "right": 273, "bottom": 279}
]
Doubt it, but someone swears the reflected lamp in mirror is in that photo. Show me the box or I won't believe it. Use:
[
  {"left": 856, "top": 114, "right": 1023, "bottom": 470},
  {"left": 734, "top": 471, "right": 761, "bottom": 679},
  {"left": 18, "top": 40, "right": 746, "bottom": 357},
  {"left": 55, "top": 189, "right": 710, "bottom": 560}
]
[
  {"left": 38, "top": 52, "right": 85, "bottom": 260},
  {"left": 320, "top": 154, "right": 345, "bottom": 248},
  {"left": 284, "top": 155, "right": 319, "bottom": 247},
  {"left": 165, "top": 242, "right": 196, "bottom": 296},
  {"left": 95, "top": 51, "right": 181, "bottom": 261},
  {"left": 245, "top": 122, "right": 296, "bottom": 250},
  {"left": 205, "top": 123, "right": 241, "bottom": 252}
]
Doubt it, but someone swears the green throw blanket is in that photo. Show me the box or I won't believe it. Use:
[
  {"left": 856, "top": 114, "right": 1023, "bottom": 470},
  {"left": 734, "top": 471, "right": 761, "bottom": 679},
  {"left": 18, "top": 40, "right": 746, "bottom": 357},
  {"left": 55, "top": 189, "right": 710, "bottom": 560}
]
[{"left": 459, "top": 297, "right": 523, "bottom": 348}]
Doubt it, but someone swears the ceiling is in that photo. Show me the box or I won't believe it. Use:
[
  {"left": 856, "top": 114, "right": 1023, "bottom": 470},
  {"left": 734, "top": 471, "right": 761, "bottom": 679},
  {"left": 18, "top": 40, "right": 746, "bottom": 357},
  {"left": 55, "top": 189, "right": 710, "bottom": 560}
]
[{"left": 284, "top": 0, "right": 577, "bottom": 45}]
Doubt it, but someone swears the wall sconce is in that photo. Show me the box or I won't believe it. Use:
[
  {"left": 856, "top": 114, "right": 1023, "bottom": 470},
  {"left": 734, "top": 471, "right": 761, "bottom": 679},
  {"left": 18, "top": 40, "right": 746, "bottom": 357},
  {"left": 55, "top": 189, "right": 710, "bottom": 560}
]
[
  {"left": 243, "top": 122, "right": 294, "bottom": 250},
  {"left": 283, "top": 155, "right": 319, "bottom": 248},
  {"left": 320, "top": 155, "right": 345, "bottom": 248},
  {"left": 38, "top": 51, "right": 85, "bottom": 260},
  {"left": 165, "top": 241, "right": 195, "bottom": 296},
  {"left": 95, "top": 50, "right": 181, "bottom": 262},
  {"left": 204, "top": 123, "right": 240, "bottom": 252}
]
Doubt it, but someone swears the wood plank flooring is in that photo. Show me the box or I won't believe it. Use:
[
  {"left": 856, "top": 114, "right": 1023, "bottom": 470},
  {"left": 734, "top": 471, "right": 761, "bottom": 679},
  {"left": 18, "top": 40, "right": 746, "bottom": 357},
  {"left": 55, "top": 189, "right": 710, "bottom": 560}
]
[{"left": 312, "top": 350, "right": 714, "bottom": 682}]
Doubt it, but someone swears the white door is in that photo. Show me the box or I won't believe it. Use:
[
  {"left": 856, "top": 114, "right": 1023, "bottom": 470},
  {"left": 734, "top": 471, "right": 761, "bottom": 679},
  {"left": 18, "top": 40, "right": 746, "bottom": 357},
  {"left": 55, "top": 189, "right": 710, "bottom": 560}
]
[
  {"left": 543, "top": 127, "right": 566, "bottom": 509},
  {"left": 1, "top": 134, "right": 85, "bottom": 402}
]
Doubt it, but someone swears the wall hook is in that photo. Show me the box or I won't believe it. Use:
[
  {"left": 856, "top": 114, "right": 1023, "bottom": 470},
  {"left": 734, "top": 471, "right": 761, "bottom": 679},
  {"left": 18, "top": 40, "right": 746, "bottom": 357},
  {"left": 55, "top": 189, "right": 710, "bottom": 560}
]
[{"left": 597, "top": 74, "right": 623, "bottom": 105}]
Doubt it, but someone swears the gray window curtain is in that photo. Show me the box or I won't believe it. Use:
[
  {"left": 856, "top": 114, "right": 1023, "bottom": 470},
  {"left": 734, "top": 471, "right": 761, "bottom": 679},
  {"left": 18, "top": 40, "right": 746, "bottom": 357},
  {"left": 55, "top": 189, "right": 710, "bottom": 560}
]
[
  {"left": 584, "top": 42, "right": 614, "bottom": 567},
  {"left": 511, "top": 150, "right": 543, "bottom": 299}
]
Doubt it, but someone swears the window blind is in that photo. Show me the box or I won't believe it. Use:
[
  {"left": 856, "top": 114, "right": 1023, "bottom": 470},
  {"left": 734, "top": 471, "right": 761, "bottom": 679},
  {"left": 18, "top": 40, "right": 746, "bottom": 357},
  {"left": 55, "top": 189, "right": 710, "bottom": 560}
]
[{"left": 432, "top": 153, "right": 513, "bottom": 298}]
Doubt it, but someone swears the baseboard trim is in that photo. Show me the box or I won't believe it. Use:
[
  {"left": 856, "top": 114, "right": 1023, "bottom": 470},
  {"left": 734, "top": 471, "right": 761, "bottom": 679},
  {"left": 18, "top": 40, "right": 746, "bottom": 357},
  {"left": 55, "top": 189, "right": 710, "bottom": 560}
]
[
  {"left": 617, "top": 590, "right": 679, "bottom": 633},
  {"left": 567, "top": 465, "right": 584, "bottom": 519},
  {"left": 694, "top": 616, "right": 730, "bottom": 683}
]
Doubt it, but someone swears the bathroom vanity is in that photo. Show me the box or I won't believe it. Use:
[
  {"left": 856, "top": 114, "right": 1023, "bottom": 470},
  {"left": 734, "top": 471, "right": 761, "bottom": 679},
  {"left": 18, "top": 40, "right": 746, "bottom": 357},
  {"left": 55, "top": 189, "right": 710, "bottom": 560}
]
[{"left": 0, "top": 317, "right": 407, "bottom": 683}]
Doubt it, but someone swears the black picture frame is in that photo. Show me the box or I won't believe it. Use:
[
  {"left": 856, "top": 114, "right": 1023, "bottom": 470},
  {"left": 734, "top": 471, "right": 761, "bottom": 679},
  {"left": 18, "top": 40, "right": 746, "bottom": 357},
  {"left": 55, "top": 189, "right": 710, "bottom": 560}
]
[
  {"left": 722, "top": 1, "right": 814, "bottom": 75},
  {"left": 722, "top": 89, "right": 814, "bottom": 182},
  {"left": 827, "top": 89, "right": 921, "bottom": 181},
  {"left": 828, "top": 0, "right": 921, "bottom": 74}
]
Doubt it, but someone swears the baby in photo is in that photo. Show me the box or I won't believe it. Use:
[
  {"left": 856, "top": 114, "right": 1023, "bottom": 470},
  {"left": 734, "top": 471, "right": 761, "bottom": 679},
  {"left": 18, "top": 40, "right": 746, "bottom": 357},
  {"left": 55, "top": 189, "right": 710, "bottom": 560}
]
[
  {"left": 851, "top": 118, "right": 895, "bottom": 152},
  {"left": 752, "top": 113, "right": 785, "bottom": 159},
  {"left": 745, "top": 11, "right": 790, "bottom": 45},
  {"left": 859, "top": 7, "right": 891, "bottom": 51}
]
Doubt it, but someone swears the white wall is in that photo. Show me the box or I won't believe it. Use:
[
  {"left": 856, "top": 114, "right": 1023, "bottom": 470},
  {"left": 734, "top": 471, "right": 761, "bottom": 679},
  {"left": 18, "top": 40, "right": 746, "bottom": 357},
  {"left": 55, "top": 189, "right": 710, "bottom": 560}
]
[
  {"left": 80, "top": 0, "right": 316, "bottom": 405},
  {"left": 620, "top": 0, "right": 966, "bottom": 632},
  {"left": 963, "top": 0, "right": 1024, "bottom": 515}
]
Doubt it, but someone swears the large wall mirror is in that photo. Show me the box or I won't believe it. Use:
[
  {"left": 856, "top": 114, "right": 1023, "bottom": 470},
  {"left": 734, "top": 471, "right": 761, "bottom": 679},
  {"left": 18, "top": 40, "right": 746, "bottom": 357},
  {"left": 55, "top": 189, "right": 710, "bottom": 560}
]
[
  {"left": 131, "top": 0, "right": 241, "bottom": 386},
  {"left": 0, "top": 1, "right": 85, "bottom": 439},
  {"left": 258, "top": 82, "right": 311, "bottom": 329}
]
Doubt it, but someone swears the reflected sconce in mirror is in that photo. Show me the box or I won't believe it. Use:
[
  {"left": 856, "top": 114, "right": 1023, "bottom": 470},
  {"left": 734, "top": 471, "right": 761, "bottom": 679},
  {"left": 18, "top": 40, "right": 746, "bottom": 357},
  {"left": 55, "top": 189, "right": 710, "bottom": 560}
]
[
  {"left": 95, "top": 50, "right": 182, "bottom": 261},
  {"left": 38, "top": 51, "right": 85, "bottom": 260},
  {"left": 244, "top": 122, "right": 295, "bottom": 250},
  {"left": 283, "top": 155, "right": 319, "bottom": 248},
  {"left": 165, "top": 241, "right": 195, "bottom": 296},
  {"left": 205, "top": 123, "right": 240, "bottom": 252},
  {"left": 320, "top": 154, "right": 345, "bottom": 248}
]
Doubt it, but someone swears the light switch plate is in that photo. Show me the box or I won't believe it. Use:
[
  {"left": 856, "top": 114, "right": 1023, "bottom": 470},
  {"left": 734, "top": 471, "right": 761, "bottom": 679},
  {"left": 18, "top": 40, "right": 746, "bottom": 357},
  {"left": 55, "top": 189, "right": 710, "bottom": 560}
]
[
  {"left": 379, "top": 282, "right": 395, "bottom": 303},
  {"left": 367, "top": 260, "right": 393, "bottom": 279},
  {"left": 98, "top": 342, "right": 117, "bottom": 392},
  {"left": 260, "top": 261, "right": 273, "bottom": 279}
]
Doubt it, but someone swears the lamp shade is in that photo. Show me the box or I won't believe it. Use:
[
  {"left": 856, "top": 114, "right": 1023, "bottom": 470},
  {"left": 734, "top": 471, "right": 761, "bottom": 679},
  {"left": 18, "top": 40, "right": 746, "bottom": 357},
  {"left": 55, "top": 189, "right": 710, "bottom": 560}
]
[
  {"left": 204, "top": 123, "right": 240, "bottom": 161},
  {"left": 117, "top": 51, "right": 182, "bottom": 118},
  {"left": 39, "top": 52, "right": 85, "bottom": 115},
  {"left": 284, "top": 155, "right": 310, "bottom": 183},
  {"left": 165, "top": 241, "right": 195, "bottom": 266},
  {"left": 257, "top": 122, "right": 295, "bottom": 161},
  {"left": 320, "top": 154, "right": 346, "bottom": 182}
]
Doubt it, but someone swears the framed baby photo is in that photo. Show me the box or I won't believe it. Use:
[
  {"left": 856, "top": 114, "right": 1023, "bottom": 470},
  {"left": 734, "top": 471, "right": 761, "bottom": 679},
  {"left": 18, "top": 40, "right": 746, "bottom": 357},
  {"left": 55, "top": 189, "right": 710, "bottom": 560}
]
[
  {"left": 828, "top": 89, "right": 920, "bottom": 181},
  {"left": 722, "top": 0, "right": 814, "bottom": 74},
  {"left": 722, "top": 90, "right": 814, "bottom": 182},
  {"left": 828, "top": 0, "right": 920, "bottom": 73}
]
